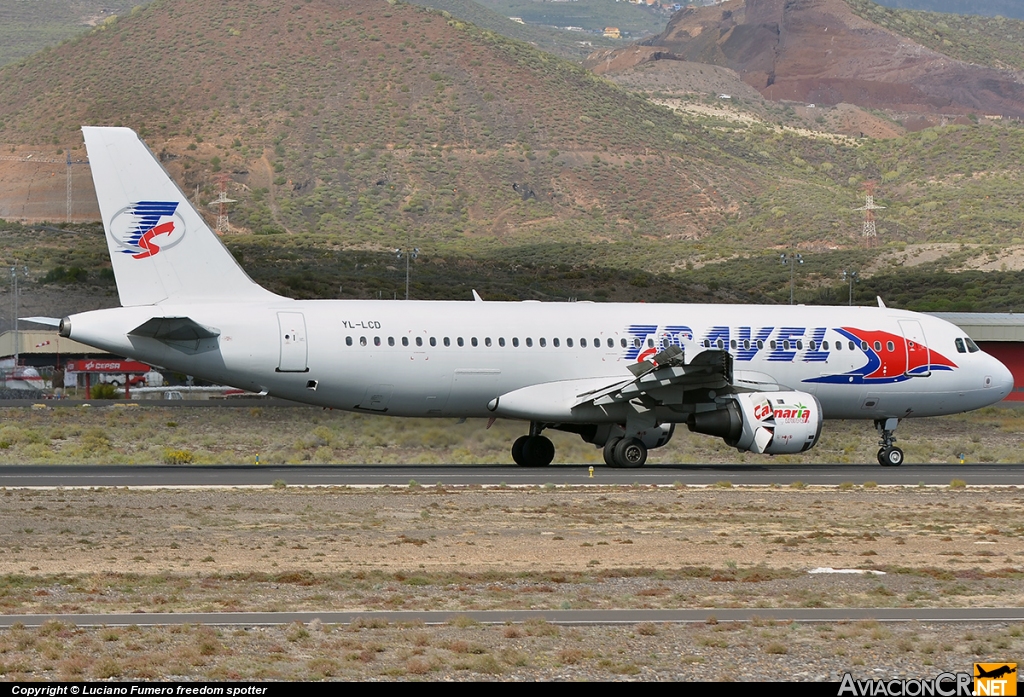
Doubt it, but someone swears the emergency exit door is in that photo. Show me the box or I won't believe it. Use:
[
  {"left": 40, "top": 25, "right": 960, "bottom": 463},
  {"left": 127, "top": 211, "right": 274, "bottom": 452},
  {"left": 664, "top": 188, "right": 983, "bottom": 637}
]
[{"left": 277, "top": 312, "right": 308, "bottom": 372}]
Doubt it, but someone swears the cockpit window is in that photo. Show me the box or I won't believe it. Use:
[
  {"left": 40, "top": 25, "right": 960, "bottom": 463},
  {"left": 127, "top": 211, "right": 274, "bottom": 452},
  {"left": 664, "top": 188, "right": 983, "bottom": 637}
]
[
  {"left": 955, "top": 338, "right": 966, "bottom": 354},
  {"left": 965, "top": 338, "right": 981, "bottom": 353}
]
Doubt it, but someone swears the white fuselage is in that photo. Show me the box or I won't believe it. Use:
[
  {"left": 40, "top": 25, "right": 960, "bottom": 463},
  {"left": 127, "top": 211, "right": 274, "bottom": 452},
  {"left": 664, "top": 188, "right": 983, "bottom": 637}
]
[{"left": 65, "top": 299, "right": 1014, "bottom": 423}]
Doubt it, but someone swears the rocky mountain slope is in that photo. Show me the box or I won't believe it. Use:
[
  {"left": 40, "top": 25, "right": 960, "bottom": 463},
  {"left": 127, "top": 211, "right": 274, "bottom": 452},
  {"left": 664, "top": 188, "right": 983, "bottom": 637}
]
[{"left": 586, "top": 0, "right": 1024, "bottom": 118}]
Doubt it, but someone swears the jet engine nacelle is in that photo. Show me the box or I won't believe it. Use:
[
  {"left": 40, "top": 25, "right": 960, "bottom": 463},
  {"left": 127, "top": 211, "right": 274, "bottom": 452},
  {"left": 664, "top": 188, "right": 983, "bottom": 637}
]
[{"left": 687, "top": 391, "right": 823, "bottom": 454}]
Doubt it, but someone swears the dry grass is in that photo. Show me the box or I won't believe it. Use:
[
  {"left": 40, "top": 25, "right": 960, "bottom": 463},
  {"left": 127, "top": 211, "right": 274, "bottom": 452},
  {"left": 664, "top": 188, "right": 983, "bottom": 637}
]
[
  {"left": 2, "top": 404, "right": 1022, "bottom": 465},
  {"left": 3, "top": 620, "right": 1021, "bottom": 681}
]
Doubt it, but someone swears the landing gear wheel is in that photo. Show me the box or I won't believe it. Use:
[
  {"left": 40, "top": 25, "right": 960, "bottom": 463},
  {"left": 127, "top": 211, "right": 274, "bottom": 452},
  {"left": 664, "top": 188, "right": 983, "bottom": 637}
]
[
  {"left": 511, "top": 436, "right": 529, "bottom": 466},
  {"left": 874, "top": 419, "right": 902, "bottom": 467},
  {"left": 603, "top": 438, "right": 622, "bottom": 468},
  {"left": 613, "top": 438, "right": 648, "bottom": 469},
  {"left": 523, "top": 435, "right": 554, "bottom": 467},
  {"left": 878, "top": 447, "right": 904, "bottom": 467}
]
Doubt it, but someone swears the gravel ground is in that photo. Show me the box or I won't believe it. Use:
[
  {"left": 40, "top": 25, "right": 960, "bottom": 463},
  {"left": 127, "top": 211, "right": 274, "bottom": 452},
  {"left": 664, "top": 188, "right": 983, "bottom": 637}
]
[
  {"left": 3, "top": 485, "right": 1024, "bottom": 680},
  {"left": 1, "top": 618, "right": 1020, "bottom": 681}
]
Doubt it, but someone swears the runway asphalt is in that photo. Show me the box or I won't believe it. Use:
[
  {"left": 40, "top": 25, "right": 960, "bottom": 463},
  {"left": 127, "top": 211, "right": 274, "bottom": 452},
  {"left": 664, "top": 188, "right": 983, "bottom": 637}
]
[{"left": 1, "top": 463, "right": 1023, "bottom": 487}]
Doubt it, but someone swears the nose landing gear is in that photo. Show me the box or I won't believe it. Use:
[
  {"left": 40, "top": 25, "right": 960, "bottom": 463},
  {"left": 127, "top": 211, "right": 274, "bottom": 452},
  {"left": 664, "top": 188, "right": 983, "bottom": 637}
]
[{"left": 875, "top": 418, "right": 904, "bottom": 467}]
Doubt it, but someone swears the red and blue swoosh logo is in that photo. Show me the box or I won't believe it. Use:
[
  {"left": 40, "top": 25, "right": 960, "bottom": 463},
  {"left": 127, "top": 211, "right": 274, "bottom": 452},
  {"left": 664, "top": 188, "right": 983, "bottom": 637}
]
[
  {"left": 117, "top": 201, "right": 179, "bottom": 259},
  {"left": 805, "top": 328, "right": 956, "bottom": 385}
]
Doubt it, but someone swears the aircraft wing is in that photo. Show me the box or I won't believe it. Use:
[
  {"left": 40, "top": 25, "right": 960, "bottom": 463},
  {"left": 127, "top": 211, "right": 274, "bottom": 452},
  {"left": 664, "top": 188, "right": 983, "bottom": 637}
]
[{"left": 573, "top": 347, "right": 734, "bottom": 408}]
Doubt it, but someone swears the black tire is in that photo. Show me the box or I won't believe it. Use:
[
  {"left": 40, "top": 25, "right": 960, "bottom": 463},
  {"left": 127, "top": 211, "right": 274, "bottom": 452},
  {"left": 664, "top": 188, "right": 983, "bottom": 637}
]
[
  {"left": 524, "top": 435, "right": 554, "bottom": 467},
  {"left": 614, "top": 438, "right": 648, "bottom": 468},
  {"left": 885, "top": 447, "right": 904, "bottom": 467},
  {"left": 512, "top": 435, "right": 530, "bottom": 466},
  {"left": 877, "top": 448, "right": 887, "bottom": 466},
  {"left": 603, "top": 438, "right": 621, "bottom": 467}
]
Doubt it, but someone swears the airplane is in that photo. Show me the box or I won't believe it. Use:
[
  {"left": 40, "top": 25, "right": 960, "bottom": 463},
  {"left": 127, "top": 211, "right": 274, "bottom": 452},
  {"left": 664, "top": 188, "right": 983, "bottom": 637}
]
[{"left": 45, "top": 127, "right": 1015, "bottom": 468}]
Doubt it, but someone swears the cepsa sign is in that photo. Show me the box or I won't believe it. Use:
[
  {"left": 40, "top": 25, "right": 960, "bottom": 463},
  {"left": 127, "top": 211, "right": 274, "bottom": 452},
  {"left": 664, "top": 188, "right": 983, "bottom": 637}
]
[{"left": 65, "top": 359, "right": 151, "bottom": 373}]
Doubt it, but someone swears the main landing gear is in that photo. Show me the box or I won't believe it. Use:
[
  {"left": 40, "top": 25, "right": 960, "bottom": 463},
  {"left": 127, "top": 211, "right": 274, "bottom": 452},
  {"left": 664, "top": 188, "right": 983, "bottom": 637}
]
[
  {"left": 511, "top": 422, "right": 554, "bottom": 467},
  {"left": 602, "top": 437, "right": 648, "bottom": 468},
  {"left": 875, "top": 417, "right": 904, "bottom": 467}
]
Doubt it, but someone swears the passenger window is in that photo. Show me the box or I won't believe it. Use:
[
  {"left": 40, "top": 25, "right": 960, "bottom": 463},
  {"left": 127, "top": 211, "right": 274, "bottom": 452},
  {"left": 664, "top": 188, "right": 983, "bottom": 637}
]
[
  {"left": 783, "top": 340, "right": 790, "bottom": 351},
  {"left": 873, "top": 341, "right": 881, "bottom": 351},
  {"left": 374, "top": 336, "right": 381, "bottom": 347},
  {"left": 457, "top": 337, "right": 464, "bottom": 347},
  {"left": 444, "top": 337, "right": 451, "bottom": 347},
  {"left": 416, "top": 337, "right": 423, "bottom": 347},
  {"left": 716, "top": 339, "right": 724, "bottom": 349},
  {"left": 360, "top": 336, "right": 367, "bottom": 346},
  {"left": 539, "top": 338, "right": 546, "bottom": 347},
  {"left": 512, "top": 338, "right": 519, "bottom": 347},
  {"left": 594, "top": 338, "right": 600, "bottom": 347},
  {"left": 770, "top": 340, "right": 777, "bottom": 350},
  {"left": 402, "top": 337, "right": 409, "bottom": 347},
  {"left": 388, "top": 337, "right": 394, "bottom": 347},
  {"left": 756, "top": 340, "right": 763, "bottom": 349},
  {"left": 955, "top": 338, "right": 966, "bottom": 354},
  {"left": 849, "top": 341, "right": 856, "bottom": 350},
  {"left": 808, "top": 341, "right": 816, "bottom": 350},
  {"left": 567, "top": 338, "right": 573, "bottom": 348},
  {"left": 860, "top": 341, "right": 868, "bottom": 351},
  {"left": 633, "top": 338, "right": 641, "bottom": 348},
  {"left": 471, "top": 337, "right": 478, "bottom": 347},
  {"left": 580, "top": 338, "right": 587, "bottom": 348},
  {"left": 485, "top": 337, "right": 491, "bottom": 347},
  {"left": 527, "top": 338, "right": 534, "bottom": 347},
  {"left": 553, "top": 338, "right": 559, "bottom": 348},
  {"left": 499, "top": 338, "right": 506, "bottom": 347},
  {"left": 429, "top": 337, "right": 436, "bottom": 347},
  {"left": 346, "top": 336, "right": 353, "bottom": 346},
  {"left": 797, "top": 340, "right": 803, "bottom": 350},
  {"left": 647, "top": 338, "right": 654, "bottom": 348},
  {"left": 607, "top": 338, "right": 614, "bottom": 348},
  {"left": 823, "top": 341, "right": 829, "bottom": 350},
  {"left": 744, "top": 340, "right": 750, "bottom": 350},
  {"left": 966, "top": 338, "right": 981, "bottom": 353},
  {"left": 886, "top": 341, "right": 894, "bottom": 352},
  {"left": 730, "top": 340, "right": 737, "bottom": 350}
]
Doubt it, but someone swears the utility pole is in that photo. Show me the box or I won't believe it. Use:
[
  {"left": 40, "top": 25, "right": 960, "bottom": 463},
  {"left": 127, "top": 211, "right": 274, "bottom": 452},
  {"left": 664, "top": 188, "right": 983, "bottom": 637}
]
[
  {"left": 780, "top": 253, "right": 802, "bottom": 305},
  {"left": 841, "top": 269, "right": 859, "bottom": 306},
  {"left": 395, "top": 247, "right": 419, "bottom": 300},
  {"left": 9, "top": 264, "right": 28, "bottom": 367}
]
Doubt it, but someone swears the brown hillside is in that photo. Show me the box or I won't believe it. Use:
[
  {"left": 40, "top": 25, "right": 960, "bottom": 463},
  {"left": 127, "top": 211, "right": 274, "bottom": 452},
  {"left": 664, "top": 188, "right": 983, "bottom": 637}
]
[
  {"left": 585, "top": 0, "right": 1024, "bottom": 118},
  {"left": 0, "top": 0, "right": 760, "bottom": 240}
]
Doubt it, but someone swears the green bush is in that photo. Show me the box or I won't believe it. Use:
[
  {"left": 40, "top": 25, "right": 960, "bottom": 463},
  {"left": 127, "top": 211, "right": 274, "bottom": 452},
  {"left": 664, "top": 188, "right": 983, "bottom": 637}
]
[{"left": 89, "top": 383, "right": 119, "bottom": 399}]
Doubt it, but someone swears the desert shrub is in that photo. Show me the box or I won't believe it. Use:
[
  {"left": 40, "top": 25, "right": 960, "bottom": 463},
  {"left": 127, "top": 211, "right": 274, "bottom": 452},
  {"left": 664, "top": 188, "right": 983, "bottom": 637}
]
[{"left": 163, "top": 449, "right": 195, "bottom": 465}]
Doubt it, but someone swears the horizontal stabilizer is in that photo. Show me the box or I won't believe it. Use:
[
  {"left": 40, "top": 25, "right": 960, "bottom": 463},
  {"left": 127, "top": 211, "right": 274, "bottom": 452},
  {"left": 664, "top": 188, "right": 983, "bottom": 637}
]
[
  {"left": 130, "top": 317, "right": 220, "bottom": 341},
  {"left": 20, "top": 316, "right": 61, "bottom": 327}
]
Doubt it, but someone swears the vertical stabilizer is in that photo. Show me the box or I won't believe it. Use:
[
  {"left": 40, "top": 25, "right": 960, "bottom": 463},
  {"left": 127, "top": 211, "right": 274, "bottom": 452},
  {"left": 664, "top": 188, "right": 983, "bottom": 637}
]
[{"left": 82, "top": 126, "right": 279, "bottom": 306}]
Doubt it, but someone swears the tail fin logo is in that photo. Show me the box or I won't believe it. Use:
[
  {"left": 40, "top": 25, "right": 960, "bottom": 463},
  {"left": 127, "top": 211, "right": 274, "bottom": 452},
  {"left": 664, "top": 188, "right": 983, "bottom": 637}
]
[{"left": 109, "top": 201, "right": 184, "bottom": 259}]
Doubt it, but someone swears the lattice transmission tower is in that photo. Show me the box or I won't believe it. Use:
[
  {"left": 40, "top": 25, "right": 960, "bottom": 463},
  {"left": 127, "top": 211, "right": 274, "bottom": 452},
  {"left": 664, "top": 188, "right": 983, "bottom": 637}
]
[
  {"left": 854, "top": 181, "right": 885, "bottom": 246},
  {"left": 208, "top": 173, "right": 236, "bottom": 234}
]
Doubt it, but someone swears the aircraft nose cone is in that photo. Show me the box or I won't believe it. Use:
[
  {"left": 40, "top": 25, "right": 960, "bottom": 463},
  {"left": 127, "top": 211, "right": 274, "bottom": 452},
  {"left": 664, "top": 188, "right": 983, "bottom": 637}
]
[{"left": 989, "top": 356, "right": 1015, "bottom": 398}]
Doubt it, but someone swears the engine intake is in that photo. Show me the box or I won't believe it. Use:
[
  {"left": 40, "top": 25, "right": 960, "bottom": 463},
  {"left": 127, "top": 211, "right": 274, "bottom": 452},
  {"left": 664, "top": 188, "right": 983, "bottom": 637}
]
[{"left": 688, "top": 391, "right": 823, "bottom": 454}]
